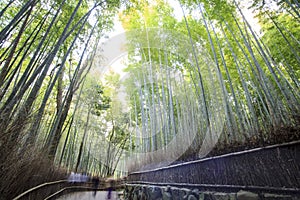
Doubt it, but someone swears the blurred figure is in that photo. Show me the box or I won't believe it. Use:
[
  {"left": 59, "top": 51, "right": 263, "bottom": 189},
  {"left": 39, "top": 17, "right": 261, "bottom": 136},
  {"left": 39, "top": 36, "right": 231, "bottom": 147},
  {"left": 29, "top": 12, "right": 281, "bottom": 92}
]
[
  {"left": 106, "top": 179, "right": 114, "bottom": 200},
  {"left": 92, "top": 176, "right": 100, "bottom": 197},
  {"left": 67, "top": 172, "right": 75, "bottom": 183},
  {"left": 81, "top": 172, "right": 89, "bottom": 183}
]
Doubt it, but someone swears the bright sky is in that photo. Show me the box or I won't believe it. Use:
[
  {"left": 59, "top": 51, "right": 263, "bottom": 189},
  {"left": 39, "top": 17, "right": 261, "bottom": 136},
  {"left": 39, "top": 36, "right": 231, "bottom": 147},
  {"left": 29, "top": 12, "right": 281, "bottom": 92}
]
[
  {"left": 107, "top": 0, "right": 183, "bottom": 35},
  {"left": 86, "top": 0, "right": 263, "bottom": 122},
  {"left": 92, "top": 0, "right": 261, "bottom": 84},
  {"left": 103, "top": 0, "right": 260, "bottom": 36}
]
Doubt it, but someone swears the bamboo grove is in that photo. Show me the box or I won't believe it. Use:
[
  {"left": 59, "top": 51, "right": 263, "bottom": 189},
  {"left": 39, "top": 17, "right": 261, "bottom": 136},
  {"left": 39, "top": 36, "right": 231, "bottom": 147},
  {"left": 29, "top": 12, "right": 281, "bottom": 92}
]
[
  {"left": 117, "top": 0, "right": 300, "bottom": 171},
  {"left": 0, "top": 0, "right": 120, "bottom": 198},
  {"left": 0, "top": 0, "right": 299, "bottom": 196}
]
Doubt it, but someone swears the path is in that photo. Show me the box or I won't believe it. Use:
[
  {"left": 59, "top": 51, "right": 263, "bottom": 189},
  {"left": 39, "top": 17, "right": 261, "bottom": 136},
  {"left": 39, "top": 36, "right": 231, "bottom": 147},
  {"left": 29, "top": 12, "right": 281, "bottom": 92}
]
[{"left": 55, "top": 191, "right": 120, "bottom": 200}]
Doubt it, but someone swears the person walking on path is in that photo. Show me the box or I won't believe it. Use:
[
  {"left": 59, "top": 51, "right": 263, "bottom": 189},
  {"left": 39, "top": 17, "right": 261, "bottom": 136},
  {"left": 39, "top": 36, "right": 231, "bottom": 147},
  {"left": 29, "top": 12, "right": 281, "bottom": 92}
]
[
  {"left": 92, "top": 176, "right": 100, "bottom": 197},
  {"left": 106, "top": 179, "right": 114, "bottom": 200}
]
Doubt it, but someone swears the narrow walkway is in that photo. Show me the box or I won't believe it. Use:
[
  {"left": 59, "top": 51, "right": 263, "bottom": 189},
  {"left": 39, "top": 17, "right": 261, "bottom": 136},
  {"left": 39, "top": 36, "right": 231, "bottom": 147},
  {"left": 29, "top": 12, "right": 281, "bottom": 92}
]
[{"left": 55, "top": 191, "right": 119, "bottom": 200}]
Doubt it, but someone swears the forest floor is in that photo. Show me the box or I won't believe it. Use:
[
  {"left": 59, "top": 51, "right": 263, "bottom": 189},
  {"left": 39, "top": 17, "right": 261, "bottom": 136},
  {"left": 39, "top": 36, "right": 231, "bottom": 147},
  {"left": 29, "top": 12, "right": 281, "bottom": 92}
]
[
  {"left": 173, "top": 119, "right": 300, "bottom": 164},
  {"left": 209, "top": 124, "right": 300, "bottom": 157}
]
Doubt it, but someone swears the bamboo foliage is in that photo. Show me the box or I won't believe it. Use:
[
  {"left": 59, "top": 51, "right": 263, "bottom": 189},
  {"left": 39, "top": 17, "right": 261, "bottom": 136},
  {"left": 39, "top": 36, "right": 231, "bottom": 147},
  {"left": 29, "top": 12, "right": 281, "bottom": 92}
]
[
  {"left": 118, "top": 0, "right": 300, "bottom": 172},
  {"left": 0, "top": 0, "right": 299, "bottom": 183},
  {"left": 0, "top": 1, "right": 121, "bottom": 194}
]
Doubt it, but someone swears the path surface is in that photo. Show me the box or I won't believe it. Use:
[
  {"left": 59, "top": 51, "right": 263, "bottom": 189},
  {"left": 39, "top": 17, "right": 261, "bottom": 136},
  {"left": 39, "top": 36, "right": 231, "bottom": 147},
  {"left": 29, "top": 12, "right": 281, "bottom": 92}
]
[{"left": 55, "top": 191, "right": 120, "bottom": 200}]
